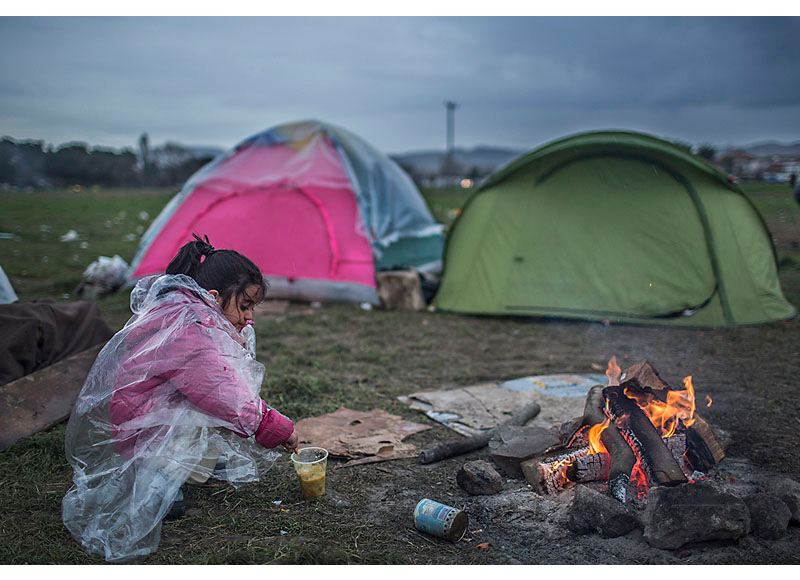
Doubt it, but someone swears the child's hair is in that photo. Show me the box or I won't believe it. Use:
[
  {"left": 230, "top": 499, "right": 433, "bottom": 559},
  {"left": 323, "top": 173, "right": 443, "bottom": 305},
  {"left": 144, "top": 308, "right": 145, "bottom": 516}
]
[{"left": 165, "top": 234, "right": 268, "bottom": 309}]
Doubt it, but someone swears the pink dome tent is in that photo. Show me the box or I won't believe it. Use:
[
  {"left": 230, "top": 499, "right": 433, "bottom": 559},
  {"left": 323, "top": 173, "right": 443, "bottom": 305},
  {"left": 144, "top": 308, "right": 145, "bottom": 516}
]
[{"left": 126, "top": 120, "right": 444, "bottom": 304}]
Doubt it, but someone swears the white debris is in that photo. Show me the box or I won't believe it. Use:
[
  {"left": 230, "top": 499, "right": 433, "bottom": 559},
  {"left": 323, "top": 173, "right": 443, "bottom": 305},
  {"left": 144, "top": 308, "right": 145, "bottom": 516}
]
[
  {"left": 75, "top": 255, "right": 129, "bottom": 299},
  {"left": 60, "top": 230, "right": 79, "bottom": 242}
]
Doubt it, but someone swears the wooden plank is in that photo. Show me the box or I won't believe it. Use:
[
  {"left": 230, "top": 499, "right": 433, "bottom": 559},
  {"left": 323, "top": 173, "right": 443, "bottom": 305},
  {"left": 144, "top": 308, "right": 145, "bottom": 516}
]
[{"left": 0, "top": 342, "right": 104, "bottom": 450}]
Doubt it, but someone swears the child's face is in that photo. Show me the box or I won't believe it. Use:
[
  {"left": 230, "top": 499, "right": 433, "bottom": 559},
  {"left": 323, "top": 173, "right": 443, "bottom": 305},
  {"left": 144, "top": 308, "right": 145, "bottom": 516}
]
[{"left": 216, "top": 284, "right": 262, "bottom": 333}]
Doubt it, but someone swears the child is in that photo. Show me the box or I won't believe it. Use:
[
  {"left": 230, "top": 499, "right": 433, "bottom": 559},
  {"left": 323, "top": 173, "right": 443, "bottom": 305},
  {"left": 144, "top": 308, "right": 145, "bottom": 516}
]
[{"left": 62, "top": 234, "right": 297, "bottom": 562}]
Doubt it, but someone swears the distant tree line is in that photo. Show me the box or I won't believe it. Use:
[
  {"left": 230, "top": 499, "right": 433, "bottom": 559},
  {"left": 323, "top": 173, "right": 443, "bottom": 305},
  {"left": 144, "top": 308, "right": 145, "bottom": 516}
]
[{"left": 0, "top": 134, "right": 214, "bottom": 190}]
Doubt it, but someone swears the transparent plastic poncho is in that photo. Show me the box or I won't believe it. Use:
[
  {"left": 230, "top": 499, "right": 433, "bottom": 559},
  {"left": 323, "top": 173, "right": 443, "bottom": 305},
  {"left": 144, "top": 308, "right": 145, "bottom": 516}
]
[{"left": 62, "top": 274, "right": 280, "bottom": 562}]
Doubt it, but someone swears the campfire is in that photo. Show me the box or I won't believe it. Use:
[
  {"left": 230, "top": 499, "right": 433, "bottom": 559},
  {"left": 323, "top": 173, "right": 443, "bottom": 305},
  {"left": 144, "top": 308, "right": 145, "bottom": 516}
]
[{"left": 523, "top": 359, "right": 726, "bottom": 504}]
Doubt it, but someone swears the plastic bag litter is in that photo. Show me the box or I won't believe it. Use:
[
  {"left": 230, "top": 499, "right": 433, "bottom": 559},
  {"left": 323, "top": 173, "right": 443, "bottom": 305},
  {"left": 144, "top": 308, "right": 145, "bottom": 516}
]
[
  {"left": 62, "top": 274, "right": 281, "bottom": 562},
  {"left": 0, "top": 264, "right": 18, "bottom": 304},
  {"left": 75, "top": 255, "right": 129, "bottom": 299}
]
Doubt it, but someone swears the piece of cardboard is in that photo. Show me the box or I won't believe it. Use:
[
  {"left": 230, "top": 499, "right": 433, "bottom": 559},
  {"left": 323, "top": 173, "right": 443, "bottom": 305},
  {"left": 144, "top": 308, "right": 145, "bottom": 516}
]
[
  {"left": 399, "top": 373, "right": 606, "bottom": 436},
  {"left": 293, "top": 407, "right": 431, "bottom": 464}
]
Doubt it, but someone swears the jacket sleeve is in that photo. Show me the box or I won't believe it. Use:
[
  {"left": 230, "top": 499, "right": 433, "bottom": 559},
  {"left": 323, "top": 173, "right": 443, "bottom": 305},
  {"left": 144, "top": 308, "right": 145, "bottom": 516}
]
[
  {"left": 164, "top": 321, "right": 292, "bottom": 442},
  {"left": 255, "top": 401, "right": 295, "bottom": 449}
]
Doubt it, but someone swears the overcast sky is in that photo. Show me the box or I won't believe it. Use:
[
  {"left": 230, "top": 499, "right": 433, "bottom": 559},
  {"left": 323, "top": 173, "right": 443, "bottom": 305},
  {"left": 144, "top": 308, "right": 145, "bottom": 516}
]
[{"left": 1, "top": 14, "right": 799, "bottom": 155}]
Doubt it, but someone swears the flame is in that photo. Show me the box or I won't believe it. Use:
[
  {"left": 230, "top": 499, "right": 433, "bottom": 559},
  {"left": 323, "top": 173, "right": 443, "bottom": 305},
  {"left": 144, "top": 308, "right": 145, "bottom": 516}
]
[
  {"left": 588, "top": 417, "right": 610, "bottom": 455},
  {"left": 630, "top": 460, "right": 649, "bottom": 500},
  {"left": 606, "top": 356, "right": 622, "bottom": 386},
  {"left": 623, "top": 375, "right": 697, "bottom": 437},
  {"left": 705, "top": 394, "right": 713, "bottom": 407}
]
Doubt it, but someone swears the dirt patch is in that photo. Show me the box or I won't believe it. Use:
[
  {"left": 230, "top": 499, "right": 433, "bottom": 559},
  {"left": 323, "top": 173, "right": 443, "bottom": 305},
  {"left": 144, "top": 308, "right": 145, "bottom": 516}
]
[{"left": 161, "top": 306, "right": 800, "bottom": 565}]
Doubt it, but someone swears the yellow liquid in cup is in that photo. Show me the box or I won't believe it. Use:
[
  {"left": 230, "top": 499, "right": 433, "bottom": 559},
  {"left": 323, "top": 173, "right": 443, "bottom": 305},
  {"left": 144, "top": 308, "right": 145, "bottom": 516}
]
[
  {"left": 292, "top": 447, "right": 328, "bottom": 499},
  {"left": 299, "top": 473, "right": 326, "bottom": 498}
]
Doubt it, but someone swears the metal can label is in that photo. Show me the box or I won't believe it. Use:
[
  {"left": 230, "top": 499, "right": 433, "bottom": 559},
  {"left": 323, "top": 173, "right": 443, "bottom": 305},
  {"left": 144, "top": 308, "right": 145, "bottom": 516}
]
[{"left": 413, "top": 498, "right": 468, "bottom": 542}]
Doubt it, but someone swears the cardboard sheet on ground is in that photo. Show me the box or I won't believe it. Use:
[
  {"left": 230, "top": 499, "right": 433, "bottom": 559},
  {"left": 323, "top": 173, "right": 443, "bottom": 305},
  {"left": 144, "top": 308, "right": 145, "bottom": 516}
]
[
  {"left": 293, "top": 407, "right": 431, "bottom": 466},
  {"left": 399, "top": 374, "right": 607, "bottom": 437}
]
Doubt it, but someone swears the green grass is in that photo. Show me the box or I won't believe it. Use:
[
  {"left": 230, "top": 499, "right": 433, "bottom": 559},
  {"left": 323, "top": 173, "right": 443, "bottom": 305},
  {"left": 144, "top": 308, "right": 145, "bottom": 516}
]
[
  {"left": 1, "top": 181, "right": 798, "bottom": 564},
  {"left": 419, "top": 185, "right": 473, "bottom": 227},
  {"left": 0, "top": 187, "right": 175, "bottom": 326},
  {"left": 739, "top": 182, "right": 800, "bottom": 305}
]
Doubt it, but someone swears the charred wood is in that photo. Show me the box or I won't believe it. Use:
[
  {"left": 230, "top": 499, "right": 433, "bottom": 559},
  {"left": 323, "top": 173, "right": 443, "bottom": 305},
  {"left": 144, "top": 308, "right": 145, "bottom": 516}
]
[
  {"left": 619, "top": 360, "right": 673, "bottom": 402},
  {"left": 521, "top": 444, "right": 592, "bottom": 495},
  {"left": 603, "top": 385, "right": 687, "bottom": 487},
  {"left": 664, "top": 433, "right": 689, "bottom": 476},
  {"left": 565, "top": 450, "right": 609, "bottom": 483},
  {"left": 685, "top": 413, "right": 725, "bottom": 473},
  {"left": 582, "top": 385, "right": 636, "bottom": 500}
]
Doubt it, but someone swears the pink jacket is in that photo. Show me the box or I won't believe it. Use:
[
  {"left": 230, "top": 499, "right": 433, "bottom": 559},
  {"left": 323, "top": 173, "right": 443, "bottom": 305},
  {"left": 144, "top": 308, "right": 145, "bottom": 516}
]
[{"left": 108, "top": 287, "right": 293, "bottom": 457}]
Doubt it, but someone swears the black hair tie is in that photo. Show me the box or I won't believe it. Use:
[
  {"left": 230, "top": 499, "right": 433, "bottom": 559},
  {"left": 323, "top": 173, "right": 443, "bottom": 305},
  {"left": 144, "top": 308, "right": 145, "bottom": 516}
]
[{"left": 193, "top": 233, "right": 215, "bottom": 256}]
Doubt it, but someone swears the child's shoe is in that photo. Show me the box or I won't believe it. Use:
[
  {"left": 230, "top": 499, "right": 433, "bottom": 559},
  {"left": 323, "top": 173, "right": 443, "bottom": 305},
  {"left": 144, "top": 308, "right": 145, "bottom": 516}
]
[{"left": 164, "top": 487, "right": 185, "bottom": 521}]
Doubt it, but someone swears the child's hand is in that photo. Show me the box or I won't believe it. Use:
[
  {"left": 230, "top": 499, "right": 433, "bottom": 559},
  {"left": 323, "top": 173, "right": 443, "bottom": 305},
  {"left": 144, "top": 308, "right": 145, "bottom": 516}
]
[{"left": 282, "top": 430, "right": 299, "bottom": 454}]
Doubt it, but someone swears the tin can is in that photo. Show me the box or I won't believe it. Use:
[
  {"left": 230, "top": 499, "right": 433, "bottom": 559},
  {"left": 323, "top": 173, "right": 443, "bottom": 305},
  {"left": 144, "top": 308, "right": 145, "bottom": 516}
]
[{"left": 413, "top": 498, "right": 468, "bottom": 542}]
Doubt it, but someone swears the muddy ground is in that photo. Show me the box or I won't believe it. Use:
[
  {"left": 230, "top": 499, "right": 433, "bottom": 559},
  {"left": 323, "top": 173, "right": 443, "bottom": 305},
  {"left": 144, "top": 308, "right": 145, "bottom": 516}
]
[{"left": 149, "top": 304, "right": 800, "bottom": 566}]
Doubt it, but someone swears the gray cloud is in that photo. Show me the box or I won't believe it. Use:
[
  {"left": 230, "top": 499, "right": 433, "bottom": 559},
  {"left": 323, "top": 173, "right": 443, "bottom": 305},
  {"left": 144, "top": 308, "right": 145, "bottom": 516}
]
[{"left": 1, "top": 16, "right": 798, "bottom": 154}]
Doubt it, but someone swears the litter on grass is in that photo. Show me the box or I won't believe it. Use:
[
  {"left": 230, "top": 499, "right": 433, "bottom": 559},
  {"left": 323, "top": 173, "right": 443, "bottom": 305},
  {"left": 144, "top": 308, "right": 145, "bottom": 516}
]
[
  {"left": 293, "top": 407, "right": 431, "bottom": 466},
  {"left": 398, "top": 373, "right": 606, "bottom": 437}
]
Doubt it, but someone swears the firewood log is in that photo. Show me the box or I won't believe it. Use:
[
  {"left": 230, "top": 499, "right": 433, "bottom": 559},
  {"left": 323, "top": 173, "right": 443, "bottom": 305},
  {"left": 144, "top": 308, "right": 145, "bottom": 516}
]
[
  {"left": 685, "top": 412, "right": 725, "bottom": 472},
  {"left": 619, "top": 360, "right": 673, "bottom": 402},
  {"left": 418, "top": 401, "right": 541, "bottom": 464},
  {"left": 603, "top": 385, "right": 687, "bottom": 487},
  {"left": 521, "top": 444, "right": 593, "bottom": 495},
  {"left": 565, "top": 450, "right": 610, "bottom": 483},
  {"left": 582, "top": 384, "right": 636, "bottom": 501}
]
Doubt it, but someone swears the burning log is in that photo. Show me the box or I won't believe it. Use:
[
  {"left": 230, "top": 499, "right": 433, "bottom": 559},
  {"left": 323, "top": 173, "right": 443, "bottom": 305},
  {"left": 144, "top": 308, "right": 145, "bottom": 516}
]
[
  {"left": 685, "top": 413, "right": 725, "bottom": 473},
  {"left": 581, "top": 384, "right": 637, "bottom": 501},
  {"left": 603, "top": 385, "right": 687, "bottom": 487},
  {"left": 619, "top": 360, "right": 672, "bottom": 402},
  {"left": 525, "top": 360, "right": 724, "bottom": 504},
  {"left": 664, "top": 433, "right": 689, "bottom": 475},
  {"left": 524, "top": 385, "right": 636, "bottom": 501},
  {"left": 521, "top": 443, "right": 593, "bottom": 495},
  {"left": 564, "top": 450, "right": 609, "bottom": 484}
]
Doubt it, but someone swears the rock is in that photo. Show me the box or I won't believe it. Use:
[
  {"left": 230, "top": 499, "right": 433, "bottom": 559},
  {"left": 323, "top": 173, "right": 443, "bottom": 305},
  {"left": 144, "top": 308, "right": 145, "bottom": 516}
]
[
  {"left": 568, "top": 485, "right": 641, "bottom": 537},
  {"left": 745, "top": 493, "right": 791, "bottom": 540},
  {"left": 488, "top": 425, "right": 561, "bottom": 479},
  {"left": 643, "top": 482, "right": 750, "bottom": 550},
  {"left": 768, "top": 476, "right": 800, "bottom": 524},
  {"left": 456, "top": 460, "right": 503, "bottom": 495}
]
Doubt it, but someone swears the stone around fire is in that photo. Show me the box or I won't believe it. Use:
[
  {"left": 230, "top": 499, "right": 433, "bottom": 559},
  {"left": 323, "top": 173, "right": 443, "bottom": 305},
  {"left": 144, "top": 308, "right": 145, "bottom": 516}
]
[
  {"left": 456, "top": 460, "right": 504, "bottom": 496},
  {"left": 567, "top": 484, "right": 641, "bottom": 538},
  {"left": 769, "top": 476, "right": 800, "bottom": 524},
  {"left": 744, "top": 493, "right": 792, "bottom": 540},
  {"left": 643, "top": 482, "right": 750, "bottom": 550}
]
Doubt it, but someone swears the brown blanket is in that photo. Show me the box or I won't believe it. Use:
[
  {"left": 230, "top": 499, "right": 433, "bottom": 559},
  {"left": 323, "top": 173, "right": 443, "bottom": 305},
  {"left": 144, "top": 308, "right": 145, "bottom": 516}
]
[{"left": 0, "top": 300, "right": 114, "bottom": 386}]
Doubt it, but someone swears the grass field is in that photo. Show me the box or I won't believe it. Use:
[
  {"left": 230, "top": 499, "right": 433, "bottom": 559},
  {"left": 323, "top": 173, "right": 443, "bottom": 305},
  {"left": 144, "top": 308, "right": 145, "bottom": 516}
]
[
  {"left": 1, "top": 182, "right": 799, "bottom": 565},
  {"left": 2, "top": 181, "right": 797, "bottom": 324}
]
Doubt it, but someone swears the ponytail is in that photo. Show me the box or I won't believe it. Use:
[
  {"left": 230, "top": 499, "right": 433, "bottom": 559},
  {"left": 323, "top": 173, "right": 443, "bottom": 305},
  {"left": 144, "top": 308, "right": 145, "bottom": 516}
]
[
  {"left": 165, "top": 234, "right": 216, "bottom": 278},
  {"left": 165, "top": 233, "right": 267, "bottom": 309}
]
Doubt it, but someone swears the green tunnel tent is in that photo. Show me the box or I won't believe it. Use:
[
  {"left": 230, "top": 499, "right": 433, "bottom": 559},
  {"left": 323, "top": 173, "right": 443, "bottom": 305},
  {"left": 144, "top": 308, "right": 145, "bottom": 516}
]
[{"left": 434, "top": 130, "right": 797, "bottom": 327}]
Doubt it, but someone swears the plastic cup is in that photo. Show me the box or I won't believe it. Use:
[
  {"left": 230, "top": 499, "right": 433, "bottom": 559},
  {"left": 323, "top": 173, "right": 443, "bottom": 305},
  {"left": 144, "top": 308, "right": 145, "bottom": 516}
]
[{"left": 290, "top": 447, "right": 328, "bottom": 499}]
